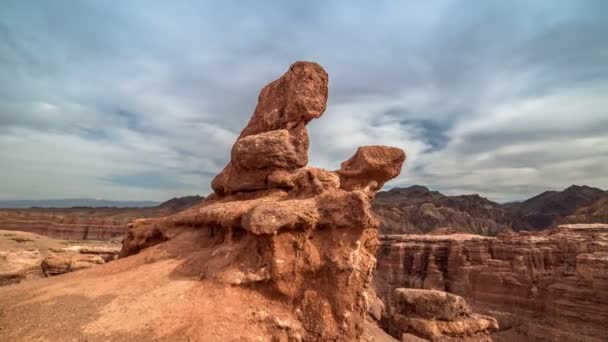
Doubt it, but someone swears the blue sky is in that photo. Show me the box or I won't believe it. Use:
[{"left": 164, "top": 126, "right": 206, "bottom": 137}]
[{"left": 1, "top": 1, "right": 607, "bottom": 202}]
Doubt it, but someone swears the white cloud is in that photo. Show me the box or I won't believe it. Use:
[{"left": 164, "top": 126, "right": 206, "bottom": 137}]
[{"left": 0, "top": 1, "right": 606, "bottom": 201}]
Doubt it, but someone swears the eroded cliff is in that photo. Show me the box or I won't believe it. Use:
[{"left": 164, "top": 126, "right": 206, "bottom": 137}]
[
  {"left": 375, "top": 224, "right": 608, "bottom": 341},
  {"left": 0, "top": 196, "right": 203, "bottom": 240}
]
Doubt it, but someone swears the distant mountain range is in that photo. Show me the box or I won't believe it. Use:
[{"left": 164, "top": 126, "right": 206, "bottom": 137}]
[
  {"left": 374, "top": 184, "right": 608, "bottom": 235},
  {"left": 2, "top": 186, "right": 606, "bottom": 236},
  {"left": 0, "top": 198, "right": 161, "bottom": 208}
]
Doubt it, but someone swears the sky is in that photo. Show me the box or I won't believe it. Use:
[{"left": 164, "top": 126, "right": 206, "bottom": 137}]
[{"left": 1, "top": 1, "right": 607, "bottom": 202}]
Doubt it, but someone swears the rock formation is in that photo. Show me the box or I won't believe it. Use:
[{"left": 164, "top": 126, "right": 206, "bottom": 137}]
[
  {"left": 120, "top": 61, "right": 405, "bottom": 340},
  {"left": 0, "top": 196, "right": 203, "bottom": 240},
  {"left": 0, "top": 244, "right": 119, "bottom": 286},
  {"left": 0, "top": 62, "right": 405, "bottom": 341},
  {"left": 386, "top": 288, "right": 498, "bottom": 341},
  {"left": 375, "top": 224, "right": 608, "bottom": 341},
  {"left": 0, "top": 250, "right": 45, "bottom": 285}
]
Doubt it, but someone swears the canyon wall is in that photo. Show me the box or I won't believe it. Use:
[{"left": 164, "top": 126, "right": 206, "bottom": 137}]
[
  {"left": 0, "top": 196, "right": 203, "bottom": 240},
  {"left": 375, "top": 224, "right": 608, "bottom": 341}
]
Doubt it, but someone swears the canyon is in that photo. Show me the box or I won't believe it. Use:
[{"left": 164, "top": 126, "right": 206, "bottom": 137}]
[
  {"left": 375, "top": 224, "right": 608, "bottom": 341},
  {"left": 4, "top": 184, "right": 606, "bottom": 243},
  {"left": 0, "top": 196, "right": 203, "bottom": 240}
]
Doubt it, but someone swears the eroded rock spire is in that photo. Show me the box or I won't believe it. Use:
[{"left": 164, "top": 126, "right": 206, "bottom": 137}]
[{"left": 121, "top": 61, "right": 406, "bottom": 341}]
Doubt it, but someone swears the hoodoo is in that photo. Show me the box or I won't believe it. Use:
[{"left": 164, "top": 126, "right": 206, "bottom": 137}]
[
  {"left": 0, "top": 62, "right": 405, "bottom": 341},
  {"left": 121, "top": 61, "right": 406, "bottom": 340}
]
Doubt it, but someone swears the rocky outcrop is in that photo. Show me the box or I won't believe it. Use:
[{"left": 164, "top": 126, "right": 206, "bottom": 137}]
[
  {"left": 375, "top": 224, "right": 608, "bottom": 341},
  {"left": 385, "top": 288, "right": 498, "bottom": 341},
  {"left": 0, "top": 196, "right": 203, "bottom": 240},
  {"left": 0, "top": 62, "right": 405, "bottom": 341},
  {"left": 119, "top": 61, "right": 405, "bottom": 341},
  {"left": 41, "top": 253, "right": 106, "bottom": 276},
  {"left": 0, "top": 245, "right": 120, "bottom": 285},
  {"left": 0, "top": 250, "right": 45, "bottom": 285}
]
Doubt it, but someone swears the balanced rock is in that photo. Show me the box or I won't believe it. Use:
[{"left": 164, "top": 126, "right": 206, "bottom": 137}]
[
  {"left": 117, "top": 61, "right": 406, "bottom": 341},
  {"left": 211, "top": 62, "right": 329, "bottom": 195}
]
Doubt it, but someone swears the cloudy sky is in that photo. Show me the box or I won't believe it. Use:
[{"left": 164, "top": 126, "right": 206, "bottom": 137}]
[{"left": 1, "top": 1, "right": 607, "bottom": 202}]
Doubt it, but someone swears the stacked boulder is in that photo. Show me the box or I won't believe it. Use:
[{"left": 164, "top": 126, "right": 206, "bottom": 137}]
[{"left": 121, "top": 61, "right": 405, "bottom": 341}]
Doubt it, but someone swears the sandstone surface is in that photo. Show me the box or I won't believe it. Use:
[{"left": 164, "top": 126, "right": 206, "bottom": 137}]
[
  {"left": 385, "top": 288, "right": 498, "bottom": 341},
  {"left": 0, "top": 230, "right": 120, "bottom": 285},
  {"left": 375, "top": 224, "right": 608, "bottom": 341},
  {"left": 0, "top": 61, "right": 405, "bottom": 341}
]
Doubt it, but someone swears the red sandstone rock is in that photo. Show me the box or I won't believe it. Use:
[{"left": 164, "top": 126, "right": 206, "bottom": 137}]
[
  {"left": 337, "top": 146, "right": 406, "bottom": 192},
  {"left": 117, "top": 62, "right": 405, "bottom": 341},
  {"left": 41, "top": 253, "right": 105, "bottom": 276},
  {"left": 0, "top": 62, "right": 403, "bottom": 341},
  {"left": 211, "top": 61, "right": 329, "bottom": 195},
  {"left": 375, "top": 224, "right": 608, "bottom": 341},
  {"left": 0, "top": 250, "right": 44, "bottom": 285},
  {"left": 387, "top": 288, "right": 497, "bottom": 341}
]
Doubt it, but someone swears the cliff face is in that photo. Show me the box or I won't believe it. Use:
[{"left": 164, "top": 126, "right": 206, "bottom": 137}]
[
  {"left": 0, "top": 62, "right": 405, "bottom": 341},
  {"left": 374, "top": 224, "right": 608, "bottom": 341},
  {"left": 0, "top": 196, "right": 203, "bottom": 240}
]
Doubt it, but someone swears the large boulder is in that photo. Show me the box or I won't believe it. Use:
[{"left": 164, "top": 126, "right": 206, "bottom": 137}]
[
  {"left": 386, "top": 288, "right": 498, "bottom": 341},
  {"left": 211, "top": 62, "right": 329, "bottom": 195},
  {"left": 393, "top": 288, "right": 470, "bottom": 321},
  {"left": 41, "top": 253, "right": 106, "bottom": 276}
]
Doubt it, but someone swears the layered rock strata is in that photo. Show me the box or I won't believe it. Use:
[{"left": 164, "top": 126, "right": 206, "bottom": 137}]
[
  {"left": 375, "top": 224, "right": 608, "bottom": 341},
  {"left": 0, "top": 196, "right": 203, "bottom": 240}
]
